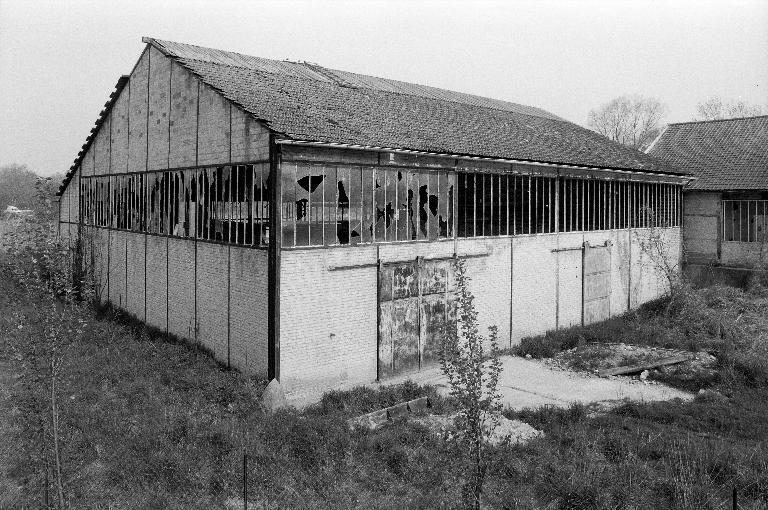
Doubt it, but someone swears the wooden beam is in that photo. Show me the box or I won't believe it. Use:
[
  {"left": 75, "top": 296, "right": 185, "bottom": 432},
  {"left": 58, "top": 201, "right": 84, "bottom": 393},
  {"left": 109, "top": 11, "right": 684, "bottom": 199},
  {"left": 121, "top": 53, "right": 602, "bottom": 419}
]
[{"left": 597, "top": 354, "right": 692, "bottom": 377}]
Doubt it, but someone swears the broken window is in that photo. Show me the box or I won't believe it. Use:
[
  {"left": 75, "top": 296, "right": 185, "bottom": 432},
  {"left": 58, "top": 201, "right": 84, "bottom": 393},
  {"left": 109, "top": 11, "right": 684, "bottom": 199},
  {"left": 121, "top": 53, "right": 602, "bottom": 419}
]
[{"left": 75, "top": 163, "right": 268, "bottom": 247}]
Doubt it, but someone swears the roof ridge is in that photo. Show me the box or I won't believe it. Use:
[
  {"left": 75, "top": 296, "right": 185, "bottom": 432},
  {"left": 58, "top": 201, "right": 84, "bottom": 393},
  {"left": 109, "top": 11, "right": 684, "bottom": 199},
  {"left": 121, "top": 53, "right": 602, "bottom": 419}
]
[{"left": 669, "top": 114, "right": 768, "bottom": 126}]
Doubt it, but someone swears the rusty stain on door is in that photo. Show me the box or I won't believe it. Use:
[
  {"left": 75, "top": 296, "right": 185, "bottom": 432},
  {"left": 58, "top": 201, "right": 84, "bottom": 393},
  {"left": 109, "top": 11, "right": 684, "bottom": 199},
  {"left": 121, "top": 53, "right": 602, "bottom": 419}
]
[
  {"left": 582, "top": 241, "right": 612, "bottom": 325},
  {"left": 378, "top": 258, "right": 455, "bottom": 378}
]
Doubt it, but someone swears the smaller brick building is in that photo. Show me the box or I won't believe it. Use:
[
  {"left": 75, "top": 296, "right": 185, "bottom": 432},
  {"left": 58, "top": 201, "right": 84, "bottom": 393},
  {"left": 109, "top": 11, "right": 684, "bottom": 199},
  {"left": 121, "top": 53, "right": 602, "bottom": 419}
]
[
  {"left": 648, "top": 116, "right": 768, "bottom": 267},
  {"left": 58, "top": 38, "right": 690, "bottom": 390}
]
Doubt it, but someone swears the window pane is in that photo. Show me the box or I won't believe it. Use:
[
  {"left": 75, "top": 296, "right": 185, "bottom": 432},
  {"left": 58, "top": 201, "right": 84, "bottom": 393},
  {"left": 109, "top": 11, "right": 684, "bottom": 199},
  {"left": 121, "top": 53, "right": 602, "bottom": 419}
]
[
  {"left": 336, "top": 166, "right": 351, "bottom": 245},
  {"left": 349, "top": 166, "right": 363, "bottom": 245},
  {"left": 307, "top": 165, "right": 326, "bottom": 246},
  {"left": 396, "top": 170, "right": 408, "bottom": 241},
  {"left": 281, "top": 162, "right": 296, "bottom": 247},
  {"left": 323, "top": 166, "right": 337, "bottom": 245},
  {"left": 361, "top": 166, "right": 373, "bottom": 244},
  {"left": 384, "top": 169, "right": 396, "bottom": 242},
  {"left": 294, "top": 164, "right": 310, "bottom": 246}
]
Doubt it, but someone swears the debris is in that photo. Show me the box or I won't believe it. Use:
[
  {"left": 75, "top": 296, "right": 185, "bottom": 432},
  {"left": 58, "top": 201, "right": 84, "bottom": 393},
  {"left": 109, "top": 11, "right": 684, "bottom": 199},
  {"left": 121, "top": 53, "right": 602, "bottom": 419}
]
[
  {"left": 639, "top": 369, "right": 649, "bottom": 382},
  {"left": 487, "top": 415, "right": 543, "bottom": 446},
  {"left": 347, "top": 397, "right": 431, "bottom": 430},
  {"left": 411, "top": 412, "right": 543, "bottom": 446},
  {"left": 597, "top": 354, "right": 693, "bottom": 377},
  {"left": 261, "top": 379, "right": 287, "bottom": 413}
]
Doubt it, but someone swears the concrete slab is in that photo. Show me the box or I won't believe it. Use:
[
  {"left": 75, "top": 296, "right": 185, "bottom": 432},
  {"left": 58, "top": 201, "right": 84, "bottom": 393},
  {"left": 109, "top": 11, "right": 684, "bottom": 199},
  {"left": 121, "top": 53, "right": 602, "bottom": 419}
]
[{"left": 285, "top": 355, "right": 693, "bottom": 410}]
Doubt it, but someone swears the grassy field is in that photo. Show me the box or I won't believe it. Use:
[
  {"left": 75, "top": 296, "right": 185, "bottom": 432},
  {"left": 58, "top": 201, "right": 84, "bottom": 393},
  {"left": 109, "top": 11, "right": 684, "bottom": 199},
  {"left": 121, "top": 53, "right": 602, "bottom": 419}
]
[{"left": 2, "top": 237, "right": 768, "bottom": 508}]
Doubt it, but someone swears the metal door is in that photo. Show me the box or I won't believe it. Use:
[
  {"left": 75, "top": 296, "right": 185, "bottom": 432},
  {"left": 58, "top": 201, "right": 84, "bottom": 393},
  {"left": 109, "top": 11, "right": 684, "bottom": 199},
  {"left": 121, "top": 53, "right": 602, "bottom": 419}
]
[
  {"left": 378, "top": 258, "right": 455, "bottom": 379},
  {"left": 557, "top": 248, "right": 583, "bottom": 328},
  {"left": 582, "top": 241, "right": 612, "bottom": 325}
]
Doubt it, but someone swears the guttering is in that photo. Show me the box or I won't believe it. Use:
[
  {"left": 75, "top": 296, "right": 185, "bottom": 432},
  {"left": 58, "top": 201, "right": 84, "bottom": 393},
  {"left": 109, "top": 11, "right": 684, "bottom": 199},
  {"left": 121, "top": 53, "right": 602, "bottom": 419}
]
[{"left": 275, "top": 139, "right": 694, "bottom": 182}]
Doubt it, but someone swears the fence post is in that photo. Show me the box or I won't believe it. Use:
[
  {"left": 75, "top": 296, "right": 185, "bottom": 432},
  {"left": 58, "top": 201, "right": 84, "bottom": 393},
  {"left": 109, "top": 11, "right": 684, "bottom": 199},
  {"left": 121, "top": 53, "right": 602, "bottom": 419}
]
[{"left": 243, "top": 449, "right": 248, "bottom": 510}]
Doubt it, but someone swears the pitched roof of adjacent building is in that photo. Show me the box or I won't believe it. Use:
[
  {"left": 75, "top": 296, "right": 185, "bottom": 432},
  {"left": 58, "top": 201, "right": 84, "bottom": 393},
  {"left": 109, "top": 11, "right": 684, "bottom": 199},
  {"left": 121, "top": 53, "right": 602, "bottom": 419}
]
[
  {"left": 60, "top": 38, "right": 686, "bottom": 195},
  {"left": 648, "top": 115, "right": 768, "bottom": 191}
]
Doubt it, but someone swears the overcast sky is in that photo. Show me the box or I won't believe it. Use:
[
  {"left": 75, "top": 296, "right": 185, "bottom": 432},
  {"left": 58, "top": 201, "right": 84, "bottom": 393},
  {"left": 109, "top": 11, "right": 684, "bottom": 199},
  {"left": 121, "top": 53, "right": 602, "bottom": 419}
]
[{"left": 1, "top": 0, "right": 767, "bottom": 176}]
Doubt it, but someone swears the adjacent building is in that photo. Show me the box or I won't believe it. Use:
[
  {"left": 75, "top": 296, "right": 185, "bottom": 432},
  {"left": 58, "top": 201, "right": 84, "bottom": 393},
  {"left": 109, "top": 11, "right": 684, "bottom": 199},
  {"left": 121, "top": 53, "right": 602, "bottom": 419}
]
[
  {"left": 648, "top": 115, "right": 768, "bottom": 267},
  {"left": 58, "top": 38, "right": 689, "bottom": 388}
]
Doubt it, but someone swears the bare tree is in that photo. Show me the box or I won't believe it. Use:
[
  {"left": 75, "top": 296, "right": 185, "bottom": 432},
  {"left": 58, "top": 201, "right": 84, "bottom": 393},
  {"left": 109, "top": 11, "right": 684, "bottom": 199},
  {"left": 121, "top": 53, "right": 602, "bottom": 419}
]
[
  {"left": 587, "top": 95, "right": 667, "bottom": 151},
  {"left": 695, "top": 97, "right": 765, "bottom": 121}
]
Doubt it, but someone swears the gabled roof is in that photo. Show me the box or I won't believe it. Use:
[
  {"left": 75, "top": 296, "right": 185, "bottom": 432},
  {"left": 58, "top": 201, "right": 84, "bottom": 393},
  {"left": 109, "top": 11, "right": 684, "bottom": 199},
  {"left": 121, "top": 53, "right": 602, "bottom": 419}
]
[
  {"left": 149, "top": 38, "right": 682, "bottom": 175},
  {"left": 61, "top": 38, "right": 687, "bottom": 195},
  {"left": 648, "top": 115, "right": 768, "bottom": 190}
]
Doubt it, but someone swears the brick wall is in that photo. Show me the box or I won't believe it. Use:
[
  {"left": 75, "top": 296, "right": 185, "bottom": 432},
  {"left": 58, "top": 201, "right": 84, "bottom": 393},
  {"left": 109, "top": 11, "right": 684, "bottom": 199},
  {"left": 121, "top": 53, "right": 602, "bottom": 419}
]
[
  {"left": 457, "top": 238, "right": 512, "bottom": 346},
  {"left": 109, "top": 230, "right": 126, "bottom": 308},
  {"left": 511, "top": 235, "right": 558, "bottom": 341},
  {"left": 229, "top": 247, "right": 269, "bottom": 376},
  {"left": 279, "top": 245, "right": 378, "bottom": 387},
  {"left": 125, "top": 232, "right": 146, "bottom": 320}
]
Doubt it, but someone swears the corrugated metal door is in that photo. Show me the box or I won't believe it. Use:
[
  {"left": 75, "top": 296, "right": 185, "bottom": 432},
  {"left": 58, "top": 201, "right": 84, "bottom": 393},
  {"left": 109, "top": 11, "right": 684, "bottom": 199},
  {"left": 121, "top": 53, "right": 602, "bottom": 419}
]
[
  {"left": 582, "top": 241, "right": 612, "bottom": 325},
  {"left": 378, "top": 258, "right": 455, "bottom": 379}
]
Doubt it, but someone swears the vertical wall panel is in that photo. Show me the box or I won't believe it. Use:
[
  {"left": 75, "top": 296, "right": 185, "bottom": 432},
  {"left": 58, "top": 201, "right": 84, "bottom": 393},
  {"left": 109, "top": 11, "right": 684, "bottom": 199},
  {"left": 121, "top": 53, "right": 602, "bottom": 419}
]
[
  {"left": 197, "top": 83, "right": 231, "bottom": 165},
  {"left": 145, "top": 236, "right": 168, "bottom": 331},
  {"left": 611, "top": 230, "right": 631, "bottom": 316},
  {"left": 231, "top": 106, "right": 270, "bottom": 162},
  {"left": 280, "top": 246, "right": 378, "bottom": 386},
  {"left": 94, "top": 117, "right": 111, "bottom": 175},
  {"left": 59, "top": 191, "right": 70, "bottom": 224},
  {"left": 511, "top": 235, "right": 558, "bottom": 341},
  {"left": 111, "top": 83, "right": 130, "bottom": 173},
  {"left": 109, "top": 230, "right": 127, "bottom": 308},
  {"left": 125, "top": 232, "right": 146, "bottom": 320},
  {"left": 68, "top": 169, "right": 81, "bottom": 224},
  {"left": 81, "top": 146, "right": 95, "bottom": 176},
  {"left": 168, "top": 238, "right": 196, "bottom": 340},
  {"left": 93, "top": 228, "right": 110, "bottom": 304},
  {"left": 169, "top": 61, "right": 198, "bottom": 168},
  {"left": 460, "top": 238, "right": 511, "bottom": 346},
  {"left": 128, "top": 50, "right": 149, "bottom": 173},
  {"left": 556, "top": 232, "right": 584, "bottom": 329},
  {"left": 147, "top": 46, "right": 171, "bottom": 171},
  {"left": 196, "top": 243, "right": 229, "bottom": 362},
  {"left": 229, "top": 247, "right": 269, "bottom": 377}
]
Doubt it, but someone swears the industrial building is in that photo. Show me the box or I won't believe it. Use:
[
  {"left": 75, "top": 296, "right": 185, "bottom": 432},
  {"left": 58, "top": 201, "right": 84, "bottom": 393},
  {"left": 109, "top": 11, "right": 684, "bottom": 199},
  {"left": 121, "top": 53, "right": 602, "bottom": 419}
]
[
  {"left": 648, "top": 115, "right": 768, "bottom": 267},
  {"left": 57, "top": 38, "right": 689, "bottom": 388}
]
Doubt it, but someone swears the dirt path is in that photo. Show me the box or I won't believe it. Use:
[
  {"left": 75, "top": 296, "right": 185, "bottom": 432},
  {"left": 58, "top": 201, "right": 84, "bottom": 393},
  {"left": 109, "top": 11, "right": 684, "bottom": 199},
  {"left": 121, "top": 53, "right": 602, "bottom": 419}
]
[{"left": 286, "top": 355, "right": 692, "bottom": 409}]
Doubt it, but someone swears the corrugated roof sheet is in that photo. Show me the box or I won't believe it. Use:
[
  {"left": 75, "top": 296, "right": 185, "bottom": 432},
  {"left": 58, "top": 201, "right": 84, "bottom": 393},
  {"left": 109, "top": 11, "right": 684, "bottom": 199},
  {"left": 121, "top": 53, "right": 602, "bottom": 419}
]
[{"left": 648, "top": 116, "right": 768, "bottom": 190}]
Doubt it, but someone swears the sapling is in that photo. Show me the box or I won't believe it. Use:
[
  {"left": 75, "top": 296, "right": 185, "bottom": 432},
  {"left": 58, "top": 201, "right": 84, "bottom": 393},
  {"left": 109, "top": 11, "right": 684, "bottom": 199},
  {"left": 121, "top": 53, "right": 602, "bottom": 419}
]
[{"left": 439, "top": 258, "right": 503, "bottom": 510}]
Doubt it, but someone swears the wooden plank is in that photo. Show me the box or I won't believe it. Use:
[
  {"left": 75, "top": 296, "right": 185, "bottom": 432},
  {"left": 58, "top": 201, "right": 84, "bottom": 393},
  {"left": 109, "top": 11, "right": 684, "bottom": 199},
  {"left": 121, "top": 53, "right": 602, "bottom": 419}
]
[{"left": 597, "top": 354, "right": 692, "bottom": 377}]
